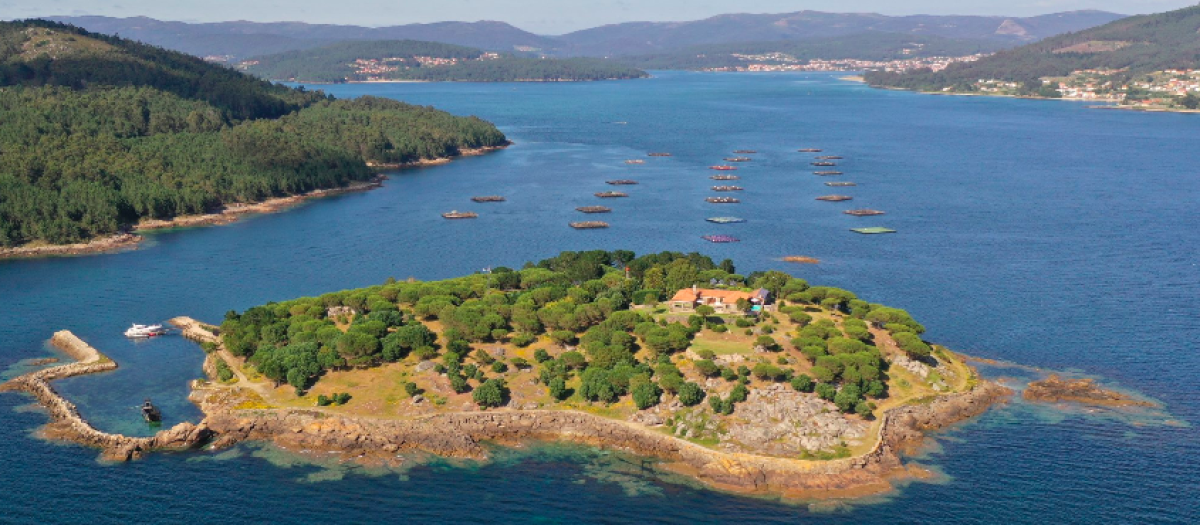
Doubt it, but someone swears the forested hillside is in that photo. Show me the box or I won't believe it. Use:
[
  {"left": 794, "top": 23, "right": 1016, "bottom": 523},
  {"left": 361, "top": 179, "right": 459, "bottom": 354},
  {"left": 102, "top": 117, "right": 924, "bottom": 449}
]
[
  {"left": 243, "top": 40, "right": 647, "bottom": 82},
  {"left": 0, "top": 20, "right": 507, "bottom": 248},
  {"left": 866, "top": 5, "right": 1200, "bottom": 94}
]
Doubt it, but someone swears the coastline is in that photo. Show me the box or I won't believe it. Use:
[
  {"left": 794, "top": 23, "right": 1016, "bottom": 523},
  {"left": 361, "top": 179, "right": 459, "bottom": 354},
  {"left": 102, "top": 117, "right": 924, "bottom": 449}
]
[
  {"left": 868, "top": 84, "right": 1199, "bottom": 113},
  {"left": 1, "top": 322, "right": 1011, "bottom": 499},
  {"left": 0, "top": 144, "right": 509, "bottom": 262}
]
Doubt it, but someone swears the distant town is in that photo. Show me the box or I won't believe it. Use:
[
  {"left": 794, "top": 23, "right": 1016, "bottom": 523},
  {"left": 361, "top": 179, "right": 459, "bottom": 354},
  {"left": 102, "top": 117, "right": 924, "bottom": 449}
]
[
  {"left": 705, "top": 51, "right": 988, "bottom": 74},
  {"left": 974, "top": 69, "right": 1200, "bottom": 109}
]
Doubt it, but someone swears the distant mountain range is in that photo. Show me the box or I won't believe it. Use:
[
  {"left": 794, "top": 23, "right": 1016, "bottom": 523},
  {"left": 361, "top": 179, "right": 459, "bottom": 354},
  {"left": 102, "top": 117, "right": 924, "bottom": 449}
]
[
  {"left": 865, "top": 5, "right": 1200, "bottom": 95},
  {"left": 46, "top": 10, "right": 1126, "bottom": 60}
]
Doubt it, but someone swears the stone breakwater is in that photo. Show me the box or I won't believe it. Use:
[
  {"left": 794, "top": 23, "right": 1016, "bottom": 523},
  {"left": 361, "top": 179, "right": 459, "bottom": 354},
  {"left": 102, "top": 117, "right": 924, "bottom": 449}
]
[
  {"left": 2, "top": 327, "right": 1010, "bottom": 497},
  {"left": 0, "top": 331, "right": 210, "bottom": 461}
]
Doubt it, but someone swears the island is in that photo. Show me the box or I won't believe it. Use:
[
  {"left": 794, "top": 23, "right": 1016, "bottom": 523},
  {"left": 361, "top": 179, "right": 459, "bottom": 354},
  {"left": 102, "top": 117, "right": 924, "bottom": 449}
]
[
  {"left": 240, "top": 40, "right": 648, "bottom": 83},
  {"left": 0, "top": 21, "right": 509, "bottom": 259},
  {"left": 865, "top": 5, "right": 1200, "bottom": 113},
  {"left": 1, "top": 250, "right": 1012, "bottom": 499}
]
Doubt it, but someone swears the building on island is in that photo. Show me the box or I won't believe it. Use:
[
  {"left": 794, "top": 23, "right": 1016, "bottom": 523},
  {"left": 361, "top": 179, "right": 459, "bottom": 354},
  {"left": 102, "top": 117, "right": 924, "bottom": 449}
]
[{"left": 668, "top": 285, "right": 770, "bottom": 315}]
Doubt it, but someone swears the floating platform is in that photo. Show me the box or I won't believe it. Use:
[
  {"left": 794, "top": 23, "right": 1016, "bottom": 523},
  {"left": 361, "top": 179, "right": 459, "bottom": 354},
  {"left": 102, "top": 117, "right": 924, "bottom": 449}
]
[
  {"left": 710, "top": 165, "right": 737, "bottom": 171},
  {"left": 844, "top": 209, "right": 885, "bottom": 217},
  {"left": 814, "top": 171, "right": 843, "bottom": 176},
  {"left": 851, "top": 227, "right": 897, "bottom": 235},
  {"left": 471, "top": 196, "right": 506, "bottom": 203},
  {"left": 816, "top": 195, "right": 853, "bottom": 202},
  {"left": 733, "top": 150, "right": 757, "bottom": 154},
  {"left": 710, "top": 174, "right": 740, "bottom": 180},
  {"left": 812, "top": 162, "right": 838, "bottom": 167},
  {"left": 576, "top": 206, "right": 612, "bottom": 213},
  {"left": 706, "top": 217, "right": 746, "bottom": 224},
  {"left": 782, "top": 256, "right": 820, "bottom": 264},
  {"left": 825, "top": 182, "right": 857, "bottom": 187},
  {"left": 648, "top": 152, "right": 672, "bottom": 157},
  {"left": 815, "top": 155, "right": 844, "bottom": 160},
  {"left": 706, "top": 197, "right": 740, "bottom": 204},
  {"left": 798, "top": 148, "right": 823, "bottom": 152},
  {"left": 570, "top": 221, "right": 610, "bottom": 229},
  {"left": 595, "top": 191, "right": 629, "bottom": 198},
  {"left": 625, "top": 159, "right": 645, "bottom": 165},
  {"left": 724, "top": 157, "right": 752, "bottom": 162},
  {"left": 702, "top": 235, "right": 740, "bottom": 243},
  {"left": 442, "top": 210, "right": 478, "bottom": 219},
  {"left": 711, "top": 185, "right": 743, "bottom": 192},
  {"left": 606, "top": 180, "right": 639, "bottom": 185}
]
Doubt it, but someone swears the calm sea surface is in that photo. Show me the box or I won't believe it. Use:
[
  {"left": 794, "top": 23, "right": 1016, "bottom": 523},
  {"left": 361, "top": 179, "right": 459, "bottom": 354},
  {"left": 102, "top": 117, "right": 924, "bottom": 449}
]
[{"left": 1, "top": 72, "right": 1197, "bottom": 523}]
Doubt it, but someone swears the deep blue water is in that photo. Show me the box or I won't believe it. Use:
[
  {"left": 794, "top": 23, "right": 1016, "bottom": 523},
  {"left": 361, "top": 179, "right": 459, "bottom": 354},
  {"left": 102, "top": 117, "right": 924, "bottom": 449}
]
[{"left": 1, "top": 72, "right": 1197, "bottom": 523}]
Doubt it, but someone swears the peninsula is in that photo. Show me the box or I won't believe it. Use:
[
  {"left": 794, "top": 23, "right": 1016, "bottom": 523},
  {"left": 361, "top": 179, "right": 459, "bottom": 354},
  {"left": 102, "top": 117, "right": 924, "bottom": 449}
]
[
  {"left": 2, "top": 251, "right": 1011, "bottom": 499},
  {"left": 0, "top": 21, "right": 509, "bottom": 259}
]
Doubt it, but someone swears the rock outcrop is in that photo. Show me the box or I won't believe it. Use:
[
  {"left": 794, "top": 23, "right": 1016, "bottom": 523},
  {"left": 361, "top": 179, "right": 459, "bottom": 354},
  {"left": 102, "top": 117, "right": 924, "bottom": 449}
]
[{"left": 1024, "top": 374, "right": 1152, "bottom": 407}]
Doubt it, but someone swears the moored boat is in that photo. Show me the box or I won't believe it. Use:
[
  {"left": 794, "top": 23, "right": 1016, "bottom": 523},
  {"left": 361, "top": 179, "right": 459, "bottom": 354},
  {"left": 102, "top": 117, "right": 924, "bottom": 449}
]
[
  {"left": 706, "top": 197, "right": 740, "bottom": 204},
  {"left": 825, "top": 182, "right": 856, "bottom": 187},
  {"left": 706, "top": 217, "right": 747, "bottom": 224},
  {"left": 606, "top": 180, "right": 639, "bottom": 185},
  {"left": 816, "top": 195, "right": 853, "bottom": 202},
  {"left": 709, "top": 165, "right": 737, "bottom": 171},
  {"left": 141, "top": 399, "right": 161, "bottom": 423},
  {"left": 625, "top": 159, "right": 645, "bottom": 165},
  {"left": 798, "top": 148, "right": 823, "bottom": 152},
  {"left": 471, "top": 196, "right": 505, "bottom": 203},
  {"left": 124, "top": 324, "right": 166, "bottom": 339},
  {"left": 595, "top": 191, "right": 628, "bottom": 198},
  {"left": 815, "top": 155, "right": 844, "bottom": 160},
  {"left": 648, "top": 152, "right": 672, "bottom": 157},
  {"left": 576, "top": 206, "right": 612, "bottom": 213},
  {"left": 570, "top": 221, "right": 610, "bottom": 229},
  {"left": 702, "top": 235, "right": 740, "bottom": 243},
  {"left": 812, "top": 162, "right": 837, "bottom": 167},
  {"left": 442, "top": 210, "right": 478, "bottom": 219},
  {"left": 711, "top": 185, "right": 743, "bottom": 192},
  {"left": 844, "top": 209, "right": 885, "bottom": 216},
  {"left": 814, "top": 171, "right": 843, "bottom": 176},
  {"left": 733, "top": 150, "right": 757, "bottom": 154},
  {"left": 724, "top": 157, "right": 752, "bottom": 162},
  {"left": 851, "top": 227, "right": 897, "bottom": 234}
]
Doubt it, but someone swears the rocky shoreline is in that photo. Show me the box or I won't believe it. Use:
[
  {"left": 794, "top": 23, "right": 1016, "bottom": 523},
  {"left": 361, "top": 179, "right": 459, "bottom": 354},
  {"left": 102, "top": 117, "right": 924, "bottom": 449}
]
[
  {"left": 0, "top": 144, "right": 510, "bottom": 261},
  {"left": 2, "top": 325, "right": 1011, "bottom": 498},
  {"left": 1024, "top": 374, "right": 1153, "bottom": 407}
]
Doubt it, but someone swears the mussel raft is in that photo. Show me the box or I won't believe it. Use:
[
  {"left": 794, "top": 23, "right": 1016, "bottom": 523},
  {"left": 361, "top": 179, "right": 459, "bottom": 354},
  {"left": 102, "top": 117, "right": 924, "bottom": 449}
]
[
  {"left": 812, "top": 162, "right": 838, "bottom": 167},
  {"left": 442, "top": 210, "right": 478, "bottom": 219},
  {"left": 814, "top": 171, "right": 843, "bottom": 176},
  {"left": 706, "top": 197, "right": 740, "bottom": 204},
  {"left": 702, "top": 234, "right": 740, "bottom": 243},
  {"left": 648, "top": 152, "right": 672, "bottom": 157},
  {"left": 844, "top": 209, "right": 886, "bottom": 216},
  {"left": 576, "top": 206, "right": 612, "bottom": 213},
  {"left": 606, "top": 180, "right": 639, "bottom": 185},
  {"left": 471, "top": 196, "right": 505, "bottom": 203},
  {"left": 570, "top": 221, "right": 610, "bottom": 229},
  {"left": 710, "top": 175, "right": 740, "bottom": 180},
  {"left": 711, "top": 186, "right": 743, "bottom": 192},
  {"left": 733, "top": 150, "right": 757, "bottom": 154},
  {"left": 816, "top": 195, "right": 853, "bottom": 202},
  {"left": 798, "top": 148, "right": 823, "bottom": 152},
  {"left": 825, "top": 182, "right": 856, "bottom": 187},
  {"left": 595, "top": 191, "right": 629, "bottom": 198},
  {"left": 724, "top": 157, "right": 752, "bottom": 162},
  {"left": 815, "top": 155, "right": 844, "bottom": 160}
]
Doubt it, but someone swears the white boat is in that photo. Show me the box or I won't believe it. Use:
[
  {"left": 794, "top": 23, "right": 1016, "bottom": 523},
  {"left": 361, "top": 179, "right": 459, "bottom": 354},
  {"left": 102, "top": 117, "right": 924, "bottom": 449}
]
[{"left": 124, "top": 324, "right": 166, "bottom": 338}]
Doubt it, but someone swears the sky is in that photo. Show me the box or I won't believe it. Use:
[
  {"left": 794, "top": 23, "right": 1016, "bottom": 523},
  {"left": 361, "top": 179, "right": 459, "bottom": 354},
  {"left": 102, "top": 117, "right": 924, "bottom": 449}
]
[{"left": 5, "top": 0, "right": 1198, "bottom": 34}]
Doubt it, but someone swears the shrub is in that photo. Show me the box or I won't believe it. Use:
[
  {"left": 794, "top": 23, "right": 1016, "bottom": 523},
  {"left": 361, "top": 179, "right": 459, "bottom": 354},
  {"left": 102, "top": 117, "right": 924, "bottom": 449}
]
[
  {"left": 548, "top": 377, "right": 567, "bottom": 400},
  {"left": 854, "top": 401, "right": 873, "bottom": 418},
  {"left": 404, "top": 382, "right": 420, "bottom": 397},
  {"left": 834, "top": 384, "right": 863, "bottom": 413},
  {"left": 754, "top": 335, "right": 778, "bottom": 351},
  {"left": 696, "top": 349, "right": 716, "bottom": 360},
  {"left": 214, "top": 357, "right": 235, "bottom": 382},
  {"left": 533, "top": 348, "right": 551, "bottom": 362},
  {"left": 491, "top": 361, "right": 508, "bottom": 373},
  {"left": 734, "top": 318, "right": 753, "bottom": 328},
  {"left": 711, "top": 324, "right": 728, "bottom": 333},
  {"left": 475, "top": 349, "right": 496, "bottom": 365},
  {"left": 728, "top": 382, "right": 748, "bottom": 403},
  {"left": 815, "top": 383, "right": 837, "bottom": 401},
  {"left": 677, "top": 382, "right": 705, "bottom": 406},
  {"left": 751, "top": 363, "right": 786, "bottom": 381},
  {"left": 560, "top": 351, "right": 587, "bottom": 369},
  {"left": 511, "top": 333, "right": 537, "bottom": 347},
  {"left": 473, "top": 379, "right": 508, "bottom": 408},
  {"left": 412, "top": 346, "right": 438, "bottom": 360},
  {"left": 695, "top": 359, "right": 720, "bottom": 377},
  {"left": 708, "top": 395, "right": 733, "bottom": 415},
  {"left": 893, "top": 332, "right": 932, "bottom": 358},
  {"left": 450, "top": 374, "right": 470, "bottom": 393},
  {"left": 510, "top": 357, "right": 531, "bottom": 369},
  {"left": 790, "top": 374, "right": 814, "bottom": 393},
  {"left": 632, "top": 382, "right": 662, "bottom": 409},
  {"left": 720, "top": 367, "right": 738, "bottom": 381}
]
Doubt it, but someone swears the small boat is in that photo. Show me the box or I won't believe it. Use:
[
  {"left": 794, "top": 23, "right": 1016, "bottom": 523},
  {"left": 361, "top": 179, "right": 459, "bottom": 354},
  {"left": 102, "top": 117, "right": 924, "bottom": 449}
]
[
  {"left": 711, "top": 185, "right": 743, "bottom": 192},
  {"left": 733, "top": 150, "right": 757, "bottom": 154},
  {"left": 625, "top": 159, "right": 645, "bottom": 165},
  {"left": 648, "top": 152, "right": 672, "bottom": 157},
  {"left": 442, "top": 210, "right": 478, "bottom": 219},
  {"left": 825, "top": 182, "right": 857, "bottom": 187},
  {"left": 844, "top": 209, "right": 886, "bottom": 216},
  {"left": 851, "top": 227, "right": 897, "bottom": 235},
  {"left": 606, "top": 180, "right": 639, "bottom": 185},
  {"left": 471, "top": 196, "right": 505, "bottom": 203},
  {"left": 595, "top": 191, "right": 628, "bottom": 198},
  {"left": 124, "top": 324, "right": 166, "bottom": 339},
  {"left": 798, "top": 148, "right": 823, "bottom": 153},
  {"left": 706, "top": 217, "right": 746, "bottom": 224},
  {"left": 576, "top": 206, "right": 612, "bottom": 213},
  {"left": 706, "top": 197, "right": 740, "bottom": 204},
  {"left": 814, "top": 171, "right": 843, "bottom": 176},
  {"left": 710, "top": 175, "right": 740, "bottom": 180},
  {"left": 815, "top": 155, "right": 844, "bottom": 160},
  {"left": 782, "top": 256, "right": 820, "bottom": 264},
  {"left": 724, "top": 157, "right": 752, "bottom": 162},
  {"left": 812, "top": 162, "right": 837, "bottom": 167},
  {"left": 709, "top": 165, "right": 737, "bottom": 171},
  {"left": 816, "top": 195, "right": 853, "bottom": 202},
  {"left": 570, "top": 221, "right": 610, "bottom": 229},
  {"left": 702, "top": 235, "right": 740, "bottom": 243},
  {"left": 141, "top": 398, "right": 162, "bottom": 423}
]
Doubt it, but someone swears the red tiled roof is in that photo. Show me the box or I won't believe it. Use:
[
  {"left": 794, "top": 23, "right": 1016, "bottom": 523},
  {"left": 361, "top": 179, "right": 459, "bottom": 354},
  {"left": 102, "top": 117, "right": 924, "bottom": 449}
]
[{"left": 669, "top": 288, "right": 762, "bottom": 304}]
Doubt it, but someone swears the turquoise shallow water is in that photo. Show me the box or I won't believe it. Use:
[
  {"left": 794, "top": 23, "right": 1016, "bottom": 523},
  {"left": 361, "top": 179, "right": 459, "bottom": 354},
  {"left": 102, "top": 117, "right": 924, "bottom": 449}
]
[{"left": 1, "top": 72, "right": 1197, "bottom": 523}]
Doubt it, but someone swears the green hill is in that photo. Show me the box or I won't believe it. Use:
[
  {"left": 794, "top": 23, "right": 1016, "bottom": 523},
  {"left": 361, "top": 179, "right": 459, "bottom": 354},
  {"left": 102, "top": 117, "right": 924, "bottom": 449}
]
[
  {"left": 865, "top": 5, "right": 1200, "bottom": 97},
  {"left": 243, "top": 40, "right": 648, "bottom": 82},
  {"left": 0, "top": 20, "right": 507, "bottom": 248}
]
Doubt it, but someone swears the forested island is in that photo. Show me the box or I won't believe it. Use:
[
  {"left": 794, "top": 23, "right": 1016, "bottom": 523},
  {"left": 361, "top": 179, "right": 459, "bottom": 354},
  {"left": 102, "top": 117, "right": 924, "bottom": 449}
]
[
  {"left": 241, "top": 40, "right": 648, "bottom": 83},
  {"left": 1, "top": 250, "right": 1011, "bottom": 498},
  {"left": 865, "top": 5, "right": 1200, "bottom": 111},
  {"left": 0, "top": 20, "right": 508, "bottom": 254}
]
